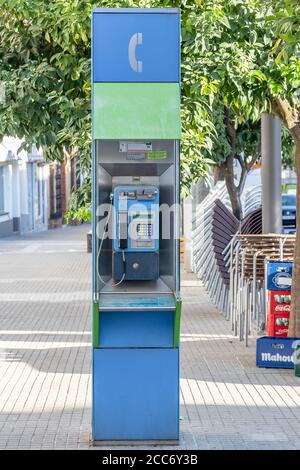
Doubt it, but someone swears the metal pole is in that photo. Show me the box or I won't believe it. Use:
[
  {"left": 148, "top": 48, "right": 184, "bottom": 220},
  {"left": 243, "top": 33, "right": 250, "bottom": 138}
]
[
  {"left": 234, "top": 246, "right": 239, "bottom": 336},
  {"left": 261, "top": 113, "right": 282, "bottom": 233},
  {"left": 252, "top": 253, "right": 257, "bottom": 320},
  {"left": 239, "top": 250, "right": 246, "bottom": 341},
  {"left": 245, "top": 282, "right": 249, "bottom": 347}
]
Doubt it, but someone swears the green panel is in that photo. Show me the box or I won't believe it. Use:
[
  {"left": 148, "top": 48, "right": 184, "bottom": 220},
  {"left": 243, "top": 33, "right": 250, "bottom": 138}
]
[
  {"left": 173, "top": 299, "right": 182, "bottom": 348},
  {"left": 93, "top": 83, "right": 181, "bottom": 139},
  {"left": 93, "top": 302, "right": 99, "bottom": 348}
]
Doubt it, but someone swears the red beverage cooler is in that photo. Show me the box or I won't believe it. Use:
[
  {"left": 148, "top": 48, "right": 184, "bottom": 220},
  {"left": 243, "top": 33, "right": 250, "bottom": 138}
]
[{"left": 266, "top": 290, "right": 291, "bottom": 337}]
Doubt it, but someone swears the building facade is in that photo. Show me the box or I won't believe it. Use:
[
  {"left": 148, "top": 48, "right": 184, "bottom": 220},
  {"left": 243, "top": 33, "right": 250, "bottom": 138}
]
[
  {"left": 0, "top": 137, "right": 83, "bottom": 237},
  {"left": 0, "top": 137, "right": 48, "bottom": 237},
  {"left": 48, "top": 154, "right": 81, "bottom": 228}
]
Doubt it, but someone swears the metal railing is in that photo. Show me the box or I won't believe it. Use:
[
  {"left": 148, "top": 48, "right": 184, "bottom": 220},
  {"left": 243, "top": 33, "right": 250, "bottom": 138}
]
[{"left": 192, "top": 182, "right": 279, "bottom": 345}]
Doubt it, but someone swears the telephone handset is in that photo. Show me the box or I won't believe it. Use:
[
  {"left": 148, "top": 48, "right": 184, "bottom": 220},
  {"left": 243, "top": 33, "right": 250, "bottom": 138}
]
[
  {"left": 128, "top": 32, "right": 143, "bottom": 73},
  {"left": 118, "top": 212, "right": 128, "bottom": 250}
]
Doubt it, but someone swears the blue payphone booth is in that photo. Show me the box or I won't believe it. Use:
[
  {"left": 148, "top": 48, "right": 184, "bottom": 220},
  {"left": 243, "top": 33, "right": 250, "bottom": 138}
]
[{"left": 92, "top": 8, "right": 181, "bottom": 443}]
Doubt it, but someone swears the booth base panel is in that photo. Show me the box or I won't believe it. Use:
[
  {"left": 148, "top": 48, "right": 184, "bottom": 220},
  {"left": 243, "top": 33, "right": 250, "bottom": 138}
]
[
  {"left": 93, "top": 348, "right": 179, "bottom": 441},
  {"left": 99, "top": 309, "right": 175, "bottom": 348},
  {"left": 93, "top": 439, "right": 179, "bottom": 446}
]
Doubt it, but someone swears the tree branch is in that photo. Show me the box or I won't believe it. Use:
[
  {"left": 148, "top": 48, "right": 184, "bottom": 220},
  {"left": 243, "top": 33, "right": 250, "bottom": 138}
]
[
  {"left": 272, "top": 97, "right": 300, "bottom": 143},
  {"left": 235, "top": 153, "right": 246, "bottom": 170},
  {"left": 246, "top": 152, "right": 260, "bottom": 171},
  {"left": 235, "top": 152, "right": 259, "bottom": 193},
  {"left": 237, "top": 162, "right": 247, "bottom": 193},
  {"left": 271, "top": 97, "right": 290, "bottom": 128}
]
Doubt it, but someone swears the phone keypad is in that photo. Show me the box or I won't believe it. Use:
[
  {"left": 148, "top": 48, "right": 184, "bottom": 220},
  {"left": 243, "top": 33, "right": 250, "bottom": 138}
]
[{"left": 137, "top": 223, "right": 152, "bottom": 239}]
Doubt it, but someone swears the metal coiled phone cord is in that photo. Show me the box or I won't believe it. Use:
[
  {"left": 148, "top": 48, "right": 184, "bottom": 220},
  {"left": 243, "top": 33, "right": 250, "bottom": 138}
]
[{"left": 97, "top": 194, "right": 125, "bottom": 287}]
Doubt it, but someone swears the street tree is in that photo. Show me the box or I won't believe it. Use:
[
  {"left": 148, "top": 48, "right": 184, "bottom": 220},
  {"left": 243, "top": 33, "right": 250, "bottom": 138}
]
[
  {"left": 212, "top": 108, "right": 293, "bottom": 220},
  {"left": 4, "top": 0, "right": 288, "bottom": 205},
  {"left": 0, "top": 0, "right": 92, "bottom": 167},
  {"left": 0, "top": 0, "right": 214, "bottom": 198},
  {"left": 180, "top": 0, "right": 297, "bottom": 219}
]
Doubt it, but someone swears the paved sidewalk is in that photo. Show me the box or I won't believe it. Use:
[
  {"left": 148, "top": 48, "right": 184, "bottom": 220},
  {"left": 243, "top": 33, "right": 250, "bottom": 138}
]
[{"left": 0, "top": 225, "right": 300, "bottom": 449}]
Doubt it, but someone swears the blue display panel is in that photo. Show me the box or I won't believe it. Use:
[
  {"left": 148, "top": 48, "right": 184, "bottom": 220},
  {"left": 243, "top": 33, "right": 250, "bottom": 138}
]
[
  {"left": 92, "top": 10, "right": 180, "bottom": 82},
  {"left": 99, "top": 293, "right": 176, "bottom": 309},
  {"left": 266, "top": 261, "right": 293, "bottom": 291},
  {"left": 93, "top": 348, "right": 179, "bottom": 440},
  {"left": 98, "top": 309, "right": 175, "bottom": 348}
]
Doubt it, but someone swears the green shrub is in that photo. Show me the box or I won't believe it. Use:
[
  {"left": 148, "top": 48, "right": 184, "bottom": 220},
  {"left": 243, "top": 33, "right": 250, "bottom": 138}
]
[{"left": 64, "top": 177, "right": 91, "bottom": 225}]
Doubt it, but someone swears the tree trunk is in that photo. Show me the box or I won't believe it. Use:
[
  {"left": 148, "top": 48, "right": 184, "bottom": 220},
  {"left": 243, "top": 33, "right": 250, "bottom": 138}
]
[
  {"left": 223, "top": 157, "right": 243, "bottom": 220},
  {"left": 227, "top": 188, "right": 243, "bottom": 221},
  {"left": 213, "top": 165, "right": 225, "bottom": 183},
  {"left": 222, "top": 107, "right": 244, "bottom": 220},
  {"left": 289, "top": 141, "right": 300, "bottom": 337}
]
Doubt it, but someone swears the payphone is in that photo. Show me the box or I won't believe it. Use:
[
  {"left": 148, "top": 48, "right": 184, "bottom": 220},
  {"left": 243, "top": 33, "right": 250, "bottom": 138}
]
[
  {"left": 92, "top": 7, "right": 181, "bottom": 443},
  {"left": 113, "top": 185, "right": 159, "bottom": 282}
]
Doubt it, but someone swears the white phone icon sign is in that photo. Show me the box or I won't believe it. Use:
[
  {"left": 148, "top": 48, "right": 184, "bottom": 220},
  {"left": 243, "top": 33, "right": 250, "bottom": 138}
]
[{"left": 128, "top": 32, "right": 143, "bottom": 73}]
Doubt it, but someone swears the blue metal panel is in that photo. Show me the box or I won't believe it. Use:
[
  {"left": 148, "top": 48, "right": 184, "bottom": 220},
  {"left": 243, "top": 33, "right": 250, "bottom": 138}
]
[
  {"left": 256, "top": 336, "right": 300, "bottom": 368},
  {"left": 99, "top": 309, "right": 174, "bottom": 348},
  {"left": 92, "top": 11, "right": 180, "bottom": 82},
  {"left": 113, "top": 251, "right": 159, "bottom": 281},
  {"left": 93, "top": 348, "right": 179, "bottom": 440},
  {"left": 267, "top": 261, "right": 293, "bottom": 291}
]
